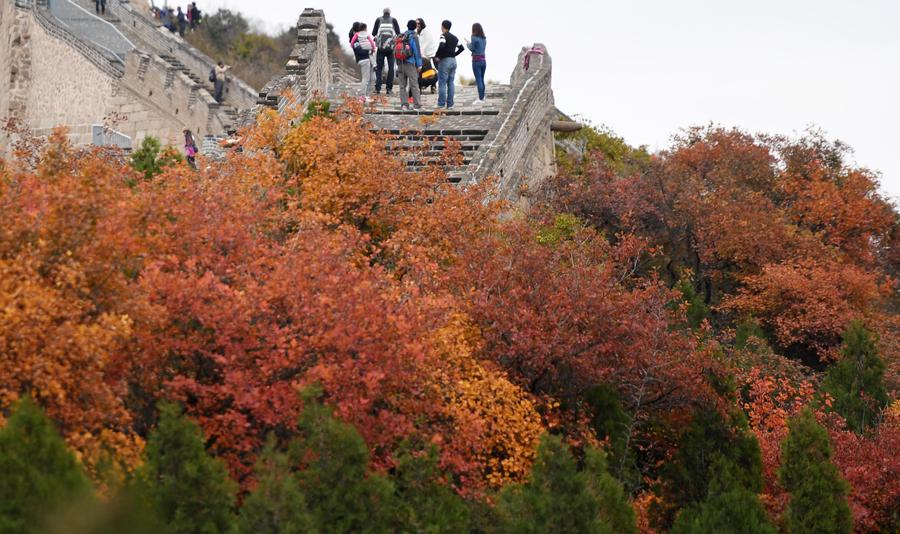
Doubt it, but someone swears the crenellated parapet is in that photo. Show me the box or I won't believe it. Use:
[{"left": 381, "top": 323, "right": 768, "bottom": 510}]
[
  {"left": 252, "top": 9, "right": 558, "bottom": 201},
  {"left": 256, "top": 8, "right": 331, "bottom": 114}
]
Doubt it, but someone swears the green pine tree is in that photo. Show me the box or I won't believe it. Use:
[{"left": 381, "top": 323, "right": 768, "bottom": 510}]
[
  {"left": 392, "top": 442, "right": 470, "bottom": 533},
  {"left": 584, "top": 383, "right": 639, "bottom": 491},
  {"left": 671, "top": 456, "right": 775, "bottom": 534},
  {"left": 582, "top": 446, "right": 637, "bottom": 534},
  {"left": 651, "top": 407, "right": 763, "bottom": 530},
  {"left": 822, "top": 320, "right": 888, "bottom": 432},
  {"left": 129, "top": 136, "right": 183, "bottom": 182},
  {"left": 135, "top": 402, "right": 236, "bottom": 534},
  {"left": 0, "top": 397, "right": 92, "bottom": 533},
  {"left": 290, "top": 401, "right": 397, "bottom": 534},
  {"left": 778, "top": 409, "right": 852, "bottom": 534},
  {"left": 497, "top": 434, "right": 636, "bottom": 534},
  {"left": 238, "top": 437, "right": 316, "bottom": 534}
]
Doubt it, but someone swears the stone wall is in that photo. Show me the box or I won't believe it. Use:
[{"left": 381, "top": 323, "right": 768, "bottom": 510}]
[
  {"left": 117, "top": 52, "right": 225, "bottom": 145},
  {"left": 106, "top": 0, "right": 257, "bottom": 108},
  {"left": 0, "top": 2, "right": 229, "bottom": 150},
  {"left": 0, "top": 1, "right": 30, "bottom": 123},
  {"left": 257, "top": 8, "right": 331, "bottom": 114},
  {"left": 466, "top": 44, "right": 556, "bottom": 202},
  {"left": 18, "top": 4, "right": 119, "bottom": 145}
]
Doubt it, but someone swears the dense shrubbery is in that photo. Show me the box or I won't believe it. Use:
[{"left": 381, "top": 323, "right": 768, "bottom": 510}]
[{"left": 0, "top": 100, "right": 897, "bottom": 531}]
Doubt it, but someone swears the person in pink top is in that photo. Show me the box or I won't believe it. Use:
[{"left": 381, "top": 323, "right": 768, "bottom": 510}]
[{"left": 351, "top": 23, "right": 377, "bottom": 100}]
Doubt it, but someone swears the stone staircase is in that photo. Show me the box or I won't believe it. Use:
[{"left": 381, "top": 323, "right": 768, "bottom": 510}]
[
  {"left": 326, "top": 83, "right": 508, "bottom": 182},
  {"left": 249, "top": 8, "right": 557, "bottom": 200}
]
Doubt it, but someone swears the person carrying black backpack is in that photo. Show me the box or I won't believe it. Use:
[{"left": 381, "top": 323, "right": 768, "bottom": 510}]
[{"left": 373, "top": 8, "right": 401, "bottom": 95}]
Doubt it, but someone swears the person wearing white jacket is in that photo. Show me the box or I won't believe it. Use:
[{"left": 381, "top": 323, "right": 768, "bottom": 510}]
[{"left": 416, "top": 18, "right": 439, "bottom": 64}]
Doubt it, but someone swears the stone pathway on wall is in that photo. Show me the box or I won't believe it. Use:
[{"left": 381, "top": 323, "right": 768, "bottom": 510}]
[
  {"left": 326, "top": 82, "right": 509, "bottom": 182},
  {"left": 47, "top": 0, "right": 134, "bottom": 62}
]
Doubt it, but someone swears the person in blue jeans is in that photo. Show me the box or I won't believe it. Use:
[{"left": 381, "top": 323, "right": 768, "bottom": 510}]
[
  {"left": 434, "top": 20, "right": 464, "bottom": 108},
  {"left": 465, "top": 23, "right": 487, "bottom": 104}
]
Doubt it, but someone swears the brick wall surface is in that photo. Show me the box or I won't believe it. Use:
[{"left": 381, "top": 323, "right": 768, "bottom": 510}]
[{"left": 106, "top": 0, "right": 257, "bottom": 108}]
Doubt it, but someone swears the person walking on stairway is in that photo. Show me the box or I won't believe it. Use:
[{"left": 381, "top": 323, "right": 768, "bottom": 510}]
[
  {"left": 434, "top": 20, "right": 464, "bottom": 109},
  {"left": 396, "top": 20, "right": 422, "bottom": 110},
  {"left": 183, "top": 129, "right": 198, "bottom": 169},
  {"left": 465, "top": 23, "right": 487, "bottom": 104},
  {"left": 213, "top": 61, "right": 230, "bottom": 103},
  {"left": 177, "top": 7, "right": 187, "bottom": 37},
  {"left": 95, "top": 0, "right": 106, "bottom": 15},
  {"left": 373, "top": 8, "right": 400, "bottom": 94},
  {"left": 351, "top": 23, "right": 377, "bottom": 100}
]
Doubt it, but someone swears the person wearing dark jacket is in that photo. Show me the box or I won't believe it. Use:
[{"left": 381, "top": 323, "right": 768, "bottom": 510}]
[
  {"left": 176, "top": 7, "right": 187, "bottom": 37},
  {"left": 372, "top": 8, "right": 401, "bottom": 94},
  {"left": 434, "top": 20, "right": 464, "bottom": 109}
]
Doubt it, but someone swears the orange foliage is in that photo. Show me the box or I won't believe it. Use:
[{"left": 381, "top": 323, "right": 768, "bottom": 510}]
[
  {"left": 430, "top": 314, "right": 544, "bottom": 490},
  {"left": 722, "top": 259, "right": 893, "bottom": 360}
]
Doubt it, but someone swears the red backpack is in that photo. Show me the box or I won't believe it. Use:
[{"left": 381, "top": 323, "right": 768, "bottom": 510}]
[{"left": 394, "top": 32, "right": 414, "bottom": 61}]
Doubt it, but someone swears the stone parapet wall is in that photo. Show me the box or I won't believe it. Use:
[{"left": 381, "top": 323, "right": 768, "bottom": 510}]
[
  {"left": 106, "top": 0, "right": 257, "bottom": 108},
  {"left": 465, "top": 44, "right": 556, "bottom": 201},
  {"left": 331, "top": 60, "right": 360, "bottom": 84},
  {"left": 30, "top": 0, "right": 125, "bottom": 78},
  {"left": 1, "top": 2, "right": 227, "bottom": 150},
  {"left": 16, "top": 3, "right": 118, "bottom": 146},
  {"left": 118, "top": 52, "right": 224, "bottom": 144},
  {"left": 256, "top": 9, "right": 331, "bottom": 114}
]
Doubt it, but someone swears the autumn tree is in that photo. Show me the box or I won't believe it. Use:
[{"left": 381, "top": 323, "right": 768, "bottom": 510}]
[
  {"left": 822, "top": 321, "right": 888, "bottom": 432},
  {"left": 779, "top": 409, "right": 852, "bottom": 534},
  {"left": 497, "top": 434, "right": 636, "bottom": 534},
  {"left": 0, "top": 397, "right": 93, "bottom": 532},
  {"left": 135, "top": 403, "right": 236, "bottom": 534}
]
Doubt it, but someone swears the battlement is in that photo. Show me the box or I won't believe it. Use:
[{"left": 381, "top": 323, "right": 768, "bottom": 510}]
[{"left": 253, "top": 8, "right": 558, "bottom": 201}]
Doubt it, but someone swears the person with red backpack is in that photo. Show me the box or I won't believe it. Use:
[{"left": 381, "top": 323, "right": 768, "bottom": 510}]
[
  {"left": 395, "top": 19, "right": 423, "bottom": 110},
  {"left": 373, "top": 8, "right": 401, "bottom": 95}
]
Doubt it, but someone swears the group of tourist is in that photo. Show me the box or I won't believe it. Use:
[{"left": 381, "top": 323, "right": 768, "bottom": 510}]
[
  {"left": 350, "top": 9, "right": 487, "bottom": 109},
  {"left": 152, "top": 2, "right": 202, "bottom": 37}
]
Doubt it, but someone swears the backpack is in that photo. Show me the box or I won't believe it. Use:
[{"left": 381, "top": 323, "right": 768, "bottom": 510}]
[
  {"left": 209, "top": 68, "right": 216, "bottom": 82},
  {"left": 394, "top": 32, "right": 414, "bottom": 61},
  {"left": 377, "top": 31, "right": 395, "bottom": 51}
]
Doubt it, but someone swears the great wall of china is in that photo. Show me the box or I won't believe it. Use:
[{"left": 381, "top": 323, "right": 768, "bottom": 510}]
[{"left": 1, "top": 2, "right": 563, "bottom": 198}]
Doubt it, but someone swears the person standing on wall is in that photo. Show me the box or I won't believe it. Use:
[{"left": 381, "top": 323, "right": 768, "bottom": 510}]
[
  {"left": 415, "top": 18, "right": 438, "bottom": 68},
  {"left": 434, "top": 20, "right": 464, "bottom": 109},
  {"left": 213, "top": 61, "right": 230, "bottom": 103},
  {"left": 465, "top": 23, "right": 487, "bottom": 105},
  {"left": 95, "top": 0, "right": 106, "bottom": 15},
  {"left": 351, "top": 23, "right": 377, "bottom": 101},
  {"left": 373, "top": 8, "right": 400, "bottom": 95},
  {"left": 396, "top": 19, "right": 423, "bottom": 110},
  {"left": 176, "top": 7, "right": 187, "bottom": 37},
  {"left": 190, "top": 3, "right": 202, "bottom": 29}
]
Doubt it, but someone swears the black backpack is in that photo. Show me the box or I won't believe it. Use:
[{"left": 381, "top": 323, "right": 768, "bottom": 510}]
[{"left": 209, "top": 68, "right": 216, "bottom": 83}]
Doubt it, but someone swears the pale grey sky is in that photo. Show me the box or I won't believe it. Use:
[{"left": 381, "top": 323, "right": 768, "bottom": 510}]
[{"left": 194, "top": 0, "right": 900, "bottom": 202}]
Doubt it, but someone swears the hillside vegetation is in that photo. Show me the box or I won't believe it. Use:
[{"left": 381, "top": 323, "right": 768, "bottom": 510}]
[{"left": 0, "top": 99, "right": 897, "bottom": 532}]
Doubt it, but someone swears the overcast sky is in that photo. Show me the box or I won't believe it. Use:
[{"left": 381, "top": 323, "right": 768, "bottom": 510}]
[{"left": 191, "top": 0, "right": 899, "bottom": 203}]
